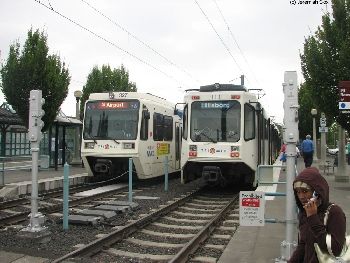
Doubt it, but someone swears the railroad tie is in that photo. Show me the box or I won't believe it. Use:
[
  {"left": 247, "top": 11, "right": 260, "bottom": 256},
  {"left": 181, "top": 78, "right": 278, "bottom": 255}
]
[{"left": 105, "top": 248, "right": 173, "bottom": 261}]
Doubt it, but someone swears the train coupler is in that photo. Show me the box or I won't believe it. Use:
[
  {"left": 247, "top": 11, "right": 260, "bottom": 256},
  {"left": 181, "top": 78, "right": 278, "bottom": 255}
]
[{"left": 202, "top": 166, "right": 225, "bottom": 186}]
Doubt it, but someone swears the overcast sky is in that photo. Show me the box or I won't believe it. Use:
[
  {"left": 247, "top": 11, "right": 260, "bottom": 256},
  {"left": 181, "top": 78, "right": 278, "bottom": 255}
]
[{"left": 0, "top": 0, "right": 331, "bottom": 123}]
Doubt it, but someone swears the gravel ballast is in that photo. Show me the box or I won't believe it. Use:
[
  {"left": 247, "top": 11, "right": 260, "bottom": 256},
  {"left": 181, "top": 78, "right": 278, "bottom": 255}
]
[{"left": 0, "top": 176, "right": 206, "bottom": 262}]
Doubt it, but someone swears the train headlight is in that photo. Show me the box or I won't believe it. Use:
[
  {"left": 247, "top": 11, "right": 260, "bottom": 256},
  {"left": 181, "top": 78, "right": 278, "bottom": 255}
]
[
  {"left": 85, "top": 142, "right": 95, "bottom": 149},
  {"left": 123, "top": 143, "right": 135, "bottom": 149},
  {"left": 230, "top": 152, "right": 240, "bottom": 157}
]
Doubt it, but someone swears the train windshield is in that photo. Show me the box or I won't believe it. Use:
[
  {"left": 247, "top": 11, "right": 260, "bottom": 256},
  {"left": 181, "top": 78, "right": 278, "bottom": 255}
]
[
  {"left": 83, "top": 100, "right": 140, "bottom": 140},
  {"left": 190, "top": 100, "right": 241, "bottom": 142}
]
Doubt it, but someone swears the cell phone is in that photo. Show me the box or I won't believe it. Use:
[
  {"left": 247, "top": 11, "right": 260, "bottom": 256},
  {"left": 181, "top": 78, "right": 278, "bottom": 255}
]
[{"left": 310, "top": 191, "right": 318, "bottom": 202}]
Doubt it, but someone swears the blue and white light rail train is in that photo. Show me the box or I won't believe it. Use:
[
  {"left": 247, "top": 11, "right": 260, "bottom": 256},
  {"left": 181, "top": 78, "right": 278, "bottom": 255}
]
[
  {"left": 180, "top": 83, "right": 280, "bottom": 187},
  {"left": 81, "top": 92, "right": 182, "bottom": 181}
]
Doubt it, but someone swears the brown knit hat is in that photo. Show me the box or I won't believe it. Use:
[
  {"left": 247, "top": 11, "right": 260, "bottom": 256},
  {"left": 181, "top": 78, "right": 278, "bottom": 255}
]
[{"left": 293, "top": 181, "right": 311, "bottom": 190}]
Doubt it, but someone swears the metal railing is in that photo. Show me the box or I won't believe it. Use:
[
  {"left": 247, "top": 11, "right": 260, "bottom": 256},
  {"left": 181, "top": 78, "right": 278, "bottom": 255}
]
[{"left": 257, "top": 161, "right": 299, "bottom": 262}]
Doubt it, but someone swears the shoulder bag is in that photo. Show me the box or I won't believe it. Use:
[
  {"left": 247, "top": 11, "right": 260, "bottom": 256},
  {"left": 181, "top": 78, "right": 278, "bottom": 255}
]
[{"left": 314, "top": 204, "right": 350, "bottom": 262}]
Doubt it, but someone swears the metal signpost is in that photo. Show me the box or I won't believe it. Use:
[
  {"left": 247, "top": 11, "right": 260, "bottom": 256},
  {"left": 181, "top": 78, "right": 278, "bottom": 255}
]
[
  {"left": 22, "top": 90, "right": 48, "bottom": 236},
  {"left": 337, "top": 81, "right": 350, "bottom": 182},
  {"left": 319, "top": 113, "right": 327, "bottom": 170},
  {"left": 311, "top": 109, "right": 318, "bottom": 162}
]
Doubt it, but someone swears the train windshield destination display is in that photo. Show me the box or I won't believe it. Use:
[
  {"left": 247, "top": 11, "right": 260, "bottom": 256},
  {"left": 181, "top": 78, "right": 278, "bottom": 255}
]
[
  {"left": 87, "top": 101, "right": 140, "bottom": 110},
  {"left": 200, "top": 101, "right": 235, "bottom": 109},
  {"left": 239, "top": 191, "right": 265, "bottom": 226},
  {"left": 191, "top": 100, "right": 241, "bottom": 143},
  {"left": 84, "top": 100, "right": 140, "bottom": 140}
]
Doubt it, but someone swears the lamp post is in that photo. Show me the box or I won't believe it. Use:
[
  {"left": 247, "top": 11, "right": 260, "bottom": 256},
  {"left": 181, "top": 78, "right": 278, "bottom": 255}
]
[
  {"left": 311, "top": 109, "right": 318, "bottom": 162},
  {"left": 72, "top": 90, "right": 82, "bottom": 164}
]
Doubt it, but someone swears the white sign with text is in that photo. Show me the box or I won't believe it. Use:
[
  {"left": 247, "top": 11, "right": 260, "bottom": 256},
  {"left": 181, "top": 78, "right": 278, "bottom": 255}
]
[{"left": 239, "top": 191, "right": 265, "bottom": 226}]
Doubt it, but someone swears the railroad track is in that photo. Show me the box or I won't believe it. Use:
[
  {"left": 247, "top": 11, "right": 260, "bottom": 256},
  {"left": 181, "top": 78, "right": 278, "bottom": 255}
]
[{"left": 52, "top": 189, "right": 239, "bottom": 263}]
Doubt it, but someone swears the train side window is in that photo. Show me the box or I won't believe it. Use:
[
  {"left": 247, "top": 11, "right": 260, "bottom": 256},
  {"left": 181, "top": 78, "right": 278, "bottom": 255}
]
[
  {"left": 244, "top": 103, "right": 255, "bottom": 141},
  {"left": 153, "top": 113, "right": 164, "bottom": 141},
  {"left": 183, "top": 105, "right": 188, "bottom": 140},
  {"left": 264, "top": 117, "right": 269, "bottom": 140},
  {"left": 163, "top": 115, "right": 173, "bottom": 141},
  {"left": 140, "top": 108, "right": 150, "bottom": 140},
  {"left": 175, "top": 126, "right": 180, "bottom": 161}
]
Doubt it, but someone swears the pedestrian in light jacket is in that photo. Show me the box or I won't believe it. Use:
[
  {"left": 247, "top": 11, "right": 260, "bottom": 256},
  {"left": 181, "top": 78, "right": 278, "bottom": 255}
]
[
  {"left": 288, "top": 167, "right": 346, "bottom": 263},
  {"left": 301, "top": 135, "right": 314, "bottom": 168}
]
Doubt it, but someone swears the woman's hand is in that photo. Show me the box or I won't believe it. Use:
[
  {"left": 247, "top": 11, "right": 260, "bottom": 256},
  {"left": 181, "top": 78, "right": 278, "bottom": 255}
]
[{"left": 303, "top": 199, "right": 318, "bottom": 217}]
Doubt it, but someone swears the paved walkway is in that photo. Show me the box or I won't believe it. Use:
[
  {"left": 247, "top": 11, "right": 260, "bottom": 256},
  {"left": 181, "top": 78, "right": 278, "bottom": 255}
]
[
  {"left": 0, "top": 165, "right": 87, "bottom": 185},
  {"left": 218, "top": 156, "right": 350, "bottom": 263}
]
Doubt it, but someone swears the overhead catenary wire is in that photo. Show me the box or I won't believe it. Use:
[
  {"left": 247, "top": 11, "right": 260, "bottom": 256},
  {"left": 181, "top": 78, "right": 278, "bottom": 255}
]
[
  {"left": 34, "top": 0, "right": 190, "bottom": 89},
  {"left": 46, "top": 0, "right": 53, "bottom": 9},
  {"left": 212, "top": 0, "right": 261, "bottom": 88},
  {"left": 80, "top": 0, "right": 200, "bottom": 85},
  {"left": 194, "top": 0, "right": 244, "bottom": 75}
]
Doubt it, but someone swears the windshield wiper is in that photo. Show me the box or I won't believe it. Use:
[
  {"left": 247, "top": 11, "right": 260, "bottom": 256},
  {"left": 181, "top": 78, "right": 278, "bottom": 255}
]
[
  {"left": 195, "top": 129, "right": 217, "bottom": 143},
  {"left": 109, "top": 138, "right": 120, "bottom": 144},
  {"left": 203, "top": 133, "right": 217, "bottom": 143},
  {"left": 85, "top": 134, "right": 97, "bottom": 144},
  {"left": 91, "top": 136, "right": 120, "bottom": 144}
]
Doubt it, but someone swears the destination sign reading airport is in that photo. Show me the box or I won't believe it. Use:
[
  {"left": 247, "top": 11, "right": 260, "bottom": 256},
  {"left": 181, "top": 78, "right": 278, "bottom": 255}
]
[{"left": 339, "top": 81, "right": 350, "bottom": 113}]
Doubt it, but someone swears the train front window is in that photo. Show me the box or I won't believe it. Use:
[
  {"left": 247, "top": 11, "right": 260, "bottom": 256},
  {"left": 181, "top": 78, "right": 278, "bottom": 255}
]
[
  {"left": 83, "top": 100, "right": 140, "bottom": 140},
  {"left": 190, "top": 101, "right": 241, "bottom": 142}
]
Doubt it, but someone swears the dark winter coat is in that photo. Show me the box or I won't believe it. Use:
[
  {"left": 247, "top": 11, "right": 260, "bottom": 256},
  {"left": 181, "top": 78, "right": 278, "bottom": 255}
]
[{"left": 288, "top": 167, "right": 346, "bottom": 263}]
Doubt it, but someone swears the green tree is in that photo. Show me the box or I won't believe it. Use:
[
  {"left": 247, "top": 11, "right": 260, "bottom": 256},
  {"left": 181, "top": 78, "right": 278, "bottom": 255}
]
[
  {"left": 300, "top": 0, "right": 350, "bottom": 132},
  {"left": 0, "top": 28, "right": 70, "bottom": 130},
  {"left": 80, "top": 64, "right": 137, "bottom": 118},
  {"left": 298, "top": 82, "right": 317, "bottom": 140}
]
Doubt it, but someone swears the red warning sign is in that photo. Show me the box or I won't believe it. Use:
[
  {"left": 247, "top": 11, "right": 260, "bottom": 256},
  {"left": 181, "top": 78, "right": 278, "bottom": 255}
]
[
  {"left": 242, "top": 198, "right": 260, "bottom": 207},
  {"left": 339, "top": 81, "right": 350, "bottom": 102}
]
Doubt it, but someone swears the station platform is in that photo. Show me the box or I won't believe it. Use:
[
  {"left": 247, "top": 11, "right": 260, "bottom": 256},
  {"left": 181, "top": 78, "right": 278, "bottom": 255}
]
[
  {"left": 218, "top": 158, "right": 350, "bottom": 263},
  {"left": 0, "top": 164, "right": 88, "bottom": 199}
]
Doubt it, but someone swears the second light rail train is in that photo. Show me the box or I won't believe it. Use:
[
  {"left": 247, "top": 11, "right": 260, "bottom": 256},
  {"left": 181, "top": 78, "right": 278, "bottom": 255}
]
[{"left": 180, "top": 83, "right": 281, "bottom": 188}]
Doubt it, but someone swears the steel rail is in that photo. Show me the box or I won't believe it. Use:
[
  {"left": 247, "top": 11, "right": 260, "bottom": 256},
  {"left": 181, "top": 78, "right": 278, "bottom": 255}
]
[{"left": 169, "top": 194, "right": 239, "bottom": 263}]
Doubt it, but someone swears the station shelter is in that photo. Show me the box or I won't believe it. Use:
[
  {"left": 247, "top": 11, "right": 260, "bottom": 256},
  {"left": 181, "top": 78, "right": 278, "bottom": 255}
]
[{"left": 0, "top": 103, "right": 82, "bottom": 170}]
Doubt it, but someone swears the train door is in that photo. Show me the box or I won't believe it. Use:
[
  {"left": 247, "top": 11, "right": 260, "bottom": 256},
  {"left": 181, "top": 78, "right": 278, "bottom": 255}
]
[{"left": 175, "top": 122, "right": 181, "bottom": 170}]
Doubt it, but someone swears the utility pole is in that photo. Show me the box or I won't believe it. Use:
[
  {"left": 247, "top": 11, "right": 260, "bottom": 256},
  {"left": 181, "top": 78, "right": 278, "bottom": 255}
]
[
  {"left": 240, "top": 75, "right": 244, "bottom": 86},
  {"left": 280, "top": 71, "right": 298, "bottom": 261},
  {"left": 71, "top": 90, "right": 82, "bottom": 165},
  {"left": 336, "top": 126, "right": 348, "bottom": 182}
]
